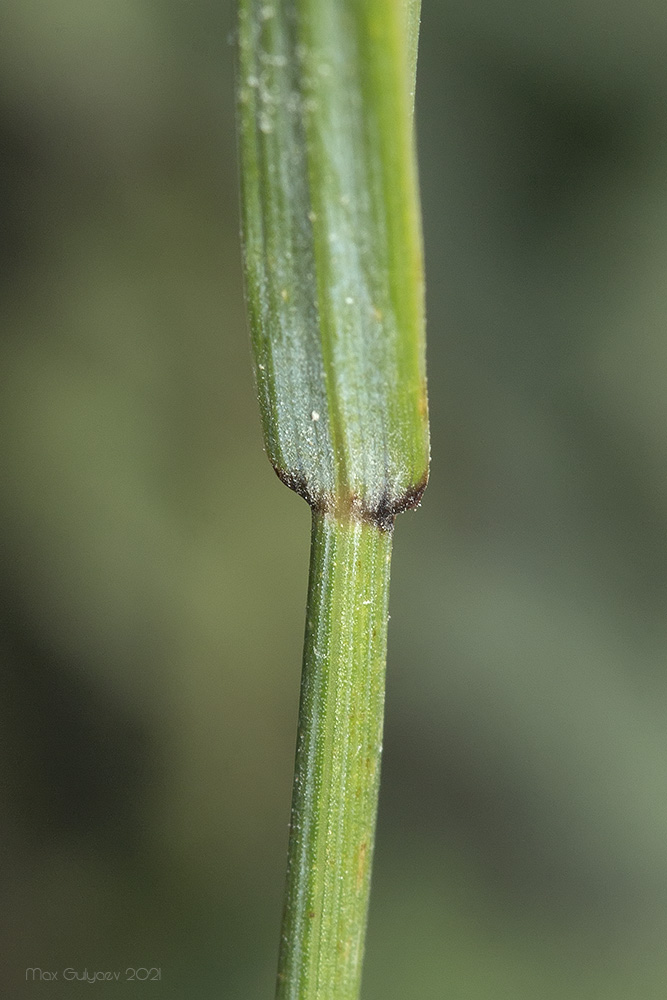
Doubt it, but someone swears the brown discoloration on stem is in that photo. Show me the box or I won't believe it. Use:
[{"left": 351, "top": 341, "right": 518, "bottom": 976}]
[
  {"left": 272, "top": 465, "right": 322, "bottom": 511},
  {"left": 271, "top": 462, "right": 428, "bottom": 532},
  {"left": 369, "top": 474, "right": 428, "bottom": 531},
  {"left": 356, "top": 840, "right": 368, "bottom": 892}
]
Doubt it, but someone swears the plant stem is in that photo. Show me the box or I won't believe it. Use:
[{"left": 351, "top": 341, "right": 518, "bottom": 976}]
[
  {"left": 276, "top": 510, "right": 392, "bottom": 1000},
  {"left": 238, "top": 0, "right": 427, "bottom": 992}
]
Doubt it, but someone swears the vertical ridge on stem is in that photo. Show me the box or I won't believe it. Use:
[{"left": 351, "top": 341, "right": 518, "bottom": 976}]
[{"left": 276, "top": 511, "right": 392, "bottom": 999}]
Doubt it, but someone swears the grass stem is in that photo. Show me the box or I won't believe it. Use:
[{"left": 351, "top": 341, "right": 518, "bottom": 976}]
[{"left": 276, "top": 511, "right": 392, "bottom": 1000}]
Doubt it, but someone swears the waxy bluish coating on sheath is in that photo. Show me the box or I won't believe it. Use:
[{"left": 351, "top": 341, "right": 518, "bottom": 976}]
[{"left": 239, "top": 0, "right": 429, "bottom": 527}]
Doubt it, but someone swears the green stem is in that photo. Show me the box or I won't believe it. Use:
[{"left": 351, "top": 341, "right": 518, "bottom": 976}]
[{"left": 276, "top": 511, "right": 393, "bottom": 1000}]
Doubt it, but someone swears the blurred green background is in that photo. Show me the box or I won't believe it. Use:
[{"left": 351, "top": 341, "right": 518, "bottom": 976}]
[{"left": 3, "top": 1, "right": 667, "bottom": 996}]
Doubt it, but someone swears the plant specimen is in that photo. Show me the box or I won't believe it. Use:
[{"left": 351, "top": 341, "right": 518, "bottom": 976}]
[{"left": 238, "top": 1, "right": 428, "bottom": 996}]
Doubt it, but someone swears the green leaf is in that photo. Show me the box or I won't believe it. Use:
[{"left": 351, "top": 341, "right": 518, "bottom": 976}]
[{"left": 239, "top": 0, "right": 428, "bottom": 528}]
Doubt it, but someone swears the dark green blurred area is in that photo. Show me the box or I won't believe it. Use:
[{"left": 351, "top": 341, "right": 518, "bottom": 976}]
[{"left": 2, "top": 1, "right": 667, "bottom": 996}]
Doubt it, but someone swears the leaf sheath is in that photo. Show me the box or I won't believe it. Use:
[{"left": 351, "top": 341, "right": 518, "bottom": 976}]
[{"left": 238, "top": 0, "right": 428, "bottom": 524}]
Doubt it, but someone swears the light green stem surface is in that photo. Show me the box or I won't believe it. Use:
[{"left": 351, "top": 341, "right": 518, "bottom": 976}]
[{"left": 276, "top": 511, "right": 392, "bottom": 1000}]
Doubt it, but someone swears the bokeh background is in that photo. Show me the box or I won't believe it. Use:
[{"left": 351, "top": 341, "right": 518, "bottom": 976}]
[{"left": 3, "top": 1, "right": 667, "bottom": 996}]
